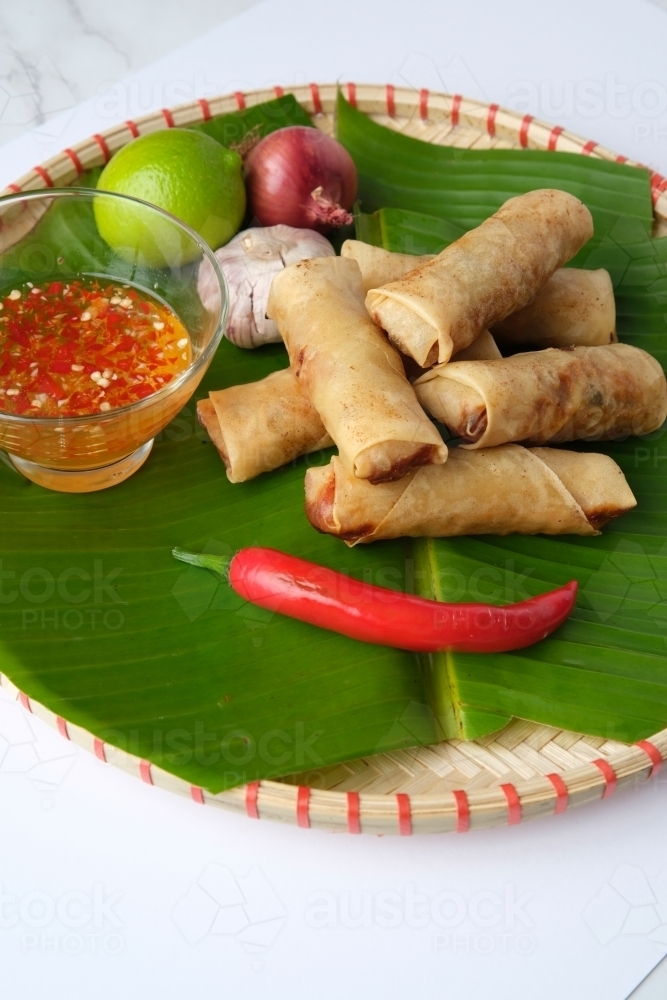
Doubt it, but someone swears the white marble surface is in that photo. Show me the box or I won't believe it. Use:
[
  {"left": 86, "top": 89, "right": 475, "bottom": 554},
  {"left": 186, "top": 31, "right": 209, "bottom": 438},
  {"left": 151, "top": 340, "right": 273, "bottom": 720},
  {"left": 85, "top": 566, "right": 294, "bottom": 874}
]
[
  {"left": 0, "top": 0, "right": 263, "bottom": 146},
  {"left": 2, "top": 2, "right": 667, "bottom": 998}
]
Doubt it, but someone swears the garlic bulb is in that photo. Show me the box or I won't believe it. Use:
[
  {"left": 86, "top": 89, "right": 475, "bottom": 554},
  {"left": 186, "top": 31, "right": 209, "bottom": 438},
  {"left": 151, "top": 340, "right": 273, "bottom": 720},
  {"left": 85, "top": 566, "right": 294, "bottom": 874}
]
[{"left": 198, "top": 224, "right": 334, "bottom": 348}]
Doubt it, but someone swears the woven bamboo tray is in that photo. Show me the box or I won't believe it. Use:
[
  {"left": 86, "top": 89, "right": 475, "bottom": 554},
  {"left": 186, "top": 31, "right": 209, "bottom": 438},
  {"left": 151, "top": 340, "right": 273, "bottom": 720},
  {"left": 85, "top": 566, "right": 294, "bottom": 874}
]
[{"left": 2, "top": 83, "right": 666, "bottom": 835}]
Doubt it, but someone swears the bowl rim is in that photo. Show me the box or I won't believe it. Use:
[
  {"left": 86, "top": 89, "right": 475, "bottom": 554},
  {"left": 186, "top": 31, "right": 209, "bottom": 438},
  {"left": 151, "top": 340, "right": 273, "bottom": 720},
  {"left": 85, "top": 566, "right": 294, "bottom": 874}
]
[{"left": 0, "top": 186, "right": 229, "bottom": 427}]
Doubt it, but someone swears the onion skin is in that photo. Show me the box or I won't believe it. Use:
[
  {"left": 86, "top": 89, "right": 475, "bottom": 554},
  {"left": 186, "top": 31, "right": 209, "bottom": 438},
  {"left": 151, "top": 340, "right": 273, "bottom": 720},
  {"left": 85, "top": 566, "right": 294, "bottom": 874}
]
[{"left": 245, "top": 126, "right": 358, "bottom": 233}]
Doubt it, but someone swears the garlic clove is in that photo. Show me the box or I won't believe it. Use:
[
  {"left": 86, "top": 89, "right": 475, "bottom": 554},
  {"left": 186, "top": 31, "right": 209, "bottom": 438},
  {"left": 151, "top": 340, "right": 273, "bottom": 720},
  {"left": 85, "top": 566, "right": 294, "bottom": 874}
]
[{"left": 197, "top": 224, "right": 334, "bottom": 348}]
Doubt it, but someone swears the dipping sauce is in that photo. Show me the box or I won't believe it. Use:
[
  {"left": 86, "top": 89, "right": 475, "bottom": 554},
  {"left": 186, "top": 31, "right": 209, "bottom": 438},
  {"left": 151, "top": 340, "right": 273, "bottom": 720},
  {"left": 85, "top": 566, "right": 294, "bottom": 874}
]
[{"left": 0, "top": 278, "right": 192, "bottom": 417}]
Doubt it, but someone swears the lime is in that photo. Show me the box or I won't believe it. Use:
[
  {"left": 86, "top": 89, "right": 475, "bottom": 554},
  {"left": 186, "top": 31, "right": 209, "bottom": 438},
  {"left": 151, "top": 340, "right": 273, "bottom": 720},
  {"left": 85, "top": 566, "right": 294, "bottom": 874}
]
[{"left": 94, "top": 128, "right": 246, "bottom": 267}]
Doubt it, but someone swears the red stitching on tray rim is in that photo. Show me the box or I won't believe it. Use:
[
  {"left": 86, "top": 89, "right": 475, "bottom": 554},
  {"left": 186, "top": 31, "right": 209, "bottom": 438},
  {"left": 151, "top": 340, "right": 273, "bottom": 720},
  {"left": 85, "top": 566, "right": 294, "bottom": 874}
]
[
  {"left": 636, "top": 740, "right": 663, "bottom": 776},
  {"left": 546, "top": 773, "right": 569, "bottom": 814},
  {"left": 548, "top": 125, "right": 564, "bottom": 151},
  {"left": 453, "top": 789, "right": 470, "bottom": 833},
  {"left": 125, "top": 120, "right": 139, "bottom": 138},
  {"left": 139, "top": 759, "right": 153, "bottom": 785},
  {"left": 92, "top": 134, "right": 111, "bottom": 163},
  {"left": 234, "top": 91, "right": 246, "bottom": 110},
  {"left": 519, "top": 114, "right": 533, "bottom": 148},
  {"left": 274, "top": 86, "right": 284, "bottom": 97},
  {"left": 33, "top": 166, "right": 53, "bottom": 188},
  {"left": 347, "top": 791, "right": 361, "bottom": 834},
  {"left": 309, "top": 83, "right": 323, "bottom": 115},
  {"left": 190, "top": 786, "right": 205, "bottom": 804},
  {"left": 56, "top": 716, "right": 69, "bottom": 740},
  {"left": 500, "top": 783, "right": 522, "bottom": 825},
  {"left": 615, "top": 154, "right": 628, "bottom": 164},
  {"left": 419, "top": 88, "right": 428, "bottom": 120},
  {"left": 650, "top": 173, "right": 667, "bottom": 198},
  {"left": 593, "top": 758, "right": 617, "bottom": 797},
  {"left": 245, "top": 781, "right": 260, "bottom": 819},
  {"left": 161, "top": 108, "right": 175, "bottom": 127},
  {"left": 347, "top": 82, "right": 357, "bottom": 107},
  {"left": 297, "top": 786, "right": 311, "bottom": 828},
  {"left": 396, "top": 793, "right": 412, "bottom": 835},
  {"left": 7, "top": 183, "right": 21, "bottom": 193},
  {"left": 18, "top": 692, "right": 32, "bottom": 712},
  {"left": 197, "top": 98, "right": 212, "bottom": 121},
  {"left": 64, "top": 148, "right": 83, "bottom": 175},
  {"left": 582, "top": 140, "right": 597, "bottom": 156},
  {"left": 451, "top": 93, "right": 462, "bottom": 127},
  {"left": 487, "top": 103, "right": 499, "bottom": 137},
  {"left": 93, "top": 738, "right": 106, "bottom": 762},
  {"left": 386, "top": 84, "right": 395, "bottom": 118}
]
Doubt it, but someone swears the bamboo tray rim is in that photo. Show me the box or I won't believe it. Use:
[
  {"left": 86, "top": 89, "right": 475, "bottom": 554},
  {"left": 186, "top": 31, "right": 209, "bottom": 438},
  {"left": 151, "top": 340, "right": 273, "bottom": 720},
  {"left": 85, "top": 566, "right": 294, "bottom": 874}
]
[{"left": 2, "top": 81, "right": 666, "bottom": 836}]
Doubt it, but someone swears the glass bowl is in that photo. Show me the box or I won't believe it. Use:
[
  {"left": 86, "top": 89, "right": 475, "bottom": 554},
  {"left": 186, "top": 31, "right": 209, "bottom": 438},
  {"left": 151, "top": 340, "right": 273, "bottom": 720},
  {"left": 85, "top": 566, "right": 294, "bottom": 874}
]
[{"left": 0, "top": 188, "right": 228, "bottom": 492}]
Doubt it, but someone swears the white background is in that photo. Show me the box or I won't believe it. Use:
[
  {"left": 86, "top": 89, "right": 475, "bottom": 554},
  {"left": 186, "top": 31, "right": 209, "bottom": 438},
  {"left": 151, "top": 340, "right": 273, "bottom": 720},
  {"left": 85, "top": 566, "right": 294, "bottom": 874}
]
[{"left": 1, "top": 1, "right": 667, "bottom": 997}]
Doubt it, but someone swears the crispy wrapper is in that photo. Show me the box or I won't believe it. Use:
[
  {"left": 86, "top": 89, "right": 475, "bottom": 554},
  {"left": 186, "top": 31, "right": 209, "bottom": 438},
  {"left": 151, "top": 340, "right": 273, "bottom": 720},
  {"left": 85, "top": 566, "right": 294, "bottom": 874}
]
[
  {"left": 493, "top": 267, "right": 616, "bottom": 347},
  {"left": 199, "top": 332, "right": 498, "bottom": 484},
  {"left": 344, "top": 239, "right": 615, "bottom": 350},
  {"left": 305, "top": 445, "right": 636, "bottom": 545},
  {"left": 364, "top": 190, "right": 594, "bottom": 367},
  {"left": 414, "top": 343, "right": 667, "bottom": 448},
  {"left": 197, "top": 370, "right": 333, "bottom": 483},
  {"left": 341, "top": 240, "right": 434, "bottom": 293},
  {"left": 443, "top": 329, "right": 502, "bottom": 363},
  {"left": 267, "top": 256, "right": 447, "bottom": 483}
]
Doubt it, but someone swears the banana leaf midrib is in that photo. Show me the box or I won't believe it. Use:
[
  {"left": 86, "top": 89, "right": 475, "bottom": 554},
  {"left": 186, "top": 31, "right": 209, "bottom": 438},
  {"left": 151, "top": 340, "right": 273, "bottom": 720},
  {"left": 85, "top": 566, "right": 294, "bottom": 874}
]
[{"left": 346, "top": 108, "right": 667, "bottom": 745}]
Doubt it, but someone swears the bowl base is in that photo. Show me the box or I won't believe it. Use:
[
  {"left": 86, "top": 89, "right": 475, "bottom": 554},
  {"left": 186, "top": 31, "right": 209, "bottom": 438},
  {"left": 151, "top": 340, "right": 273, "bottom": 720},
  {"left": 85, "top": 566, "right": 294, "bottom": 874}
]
[{"left": 8, "top": 439, "right": 154, "bottom": 493}]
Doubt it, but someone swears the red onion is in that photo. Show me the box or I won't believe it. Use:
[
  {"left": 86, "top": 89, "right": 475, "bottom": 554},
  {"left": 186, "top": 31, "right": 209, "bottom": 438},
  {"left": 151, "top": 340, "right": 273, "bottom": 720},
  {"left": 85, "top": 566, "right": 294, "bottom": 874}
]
[{"left": 244, "top": 126, "right": 357, "bottom": 233}]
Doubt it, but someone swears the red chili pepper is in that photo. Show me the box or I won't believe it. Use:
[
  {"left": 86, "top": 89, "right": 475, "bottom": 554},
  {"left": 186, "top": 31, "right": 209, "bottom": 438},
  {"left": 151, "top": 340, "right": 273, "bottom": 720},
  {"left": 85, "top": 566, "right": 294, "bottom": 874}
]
[
  {"left": 50, "top": 360, "right": 73, "bottom": 374},
  {"left": 172, "top": 547, "right": 577, "bottom": 654}
]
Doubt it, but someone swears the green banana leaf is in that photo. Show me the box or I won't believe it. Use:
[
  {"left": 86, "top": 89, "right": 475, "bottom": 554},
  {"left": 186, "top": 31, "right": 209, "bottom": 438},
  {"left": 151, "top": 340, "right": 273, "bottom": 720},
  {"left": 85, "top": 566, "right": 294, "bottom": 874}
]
[
  {"left": 354, "top": 205, "right": 465, "bottom": 255},
  {"left": 187, "top": 94, "right": 313, "bottom": 148},
  {"left": 357, "top": 202, "right": 667, "bottom": 742},
  {"left": 2, "top": 91, "right": 667, "bottom": 799},
  {"left": 337, "top": 91, "right": 654, "bottom": 255},
  {"left": 0, "top": 187, "right": 439, "bottom": 793}
]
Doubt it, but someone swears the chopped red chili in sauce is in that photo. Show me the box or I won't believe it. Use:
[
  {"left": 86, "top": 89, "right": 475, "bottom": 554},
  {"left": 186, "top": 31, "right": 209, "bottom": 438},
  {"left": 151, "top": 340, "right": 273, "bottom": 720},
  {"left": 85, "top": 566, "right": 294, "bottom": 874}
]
[{"left": 0, "top": 278, "right": 191, "bottom": 417}]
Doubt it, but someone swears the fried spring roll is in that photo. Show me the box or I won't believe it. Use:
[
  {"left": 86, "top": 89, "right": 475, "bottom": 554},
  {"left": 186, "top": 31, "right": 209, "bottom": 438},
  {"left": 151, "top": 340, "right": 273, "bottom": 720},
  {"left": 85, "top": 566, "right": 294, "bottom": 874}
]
[
  {"left": 305, "top": 446, "right": 636, "bottom": 545},
  {"left": 443, "top": 329, "right": 502, "bottom": 363},
  {"left": 343, "top": 239, "right": 615, "bottom": 350},
  {"left": 197, "top": 370, "right": 333, "bottom": 483},
  {"left": 198, "top": 334, "right": 496, "bottom": 483},
  {"left": 492, "top": 268, "right": 616, "bottom": 347},
  {"left": 414, "top": 343, "right": 667, "bottom": 448},
  {"left": 341, "top": 241, "right": 434, "bottom": 293},
  {"left": 364, "top": 190, "right": 594, "bottom": 367},
  {"left": 267, "top": 257, "right": 447, "bottom": 483}
]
